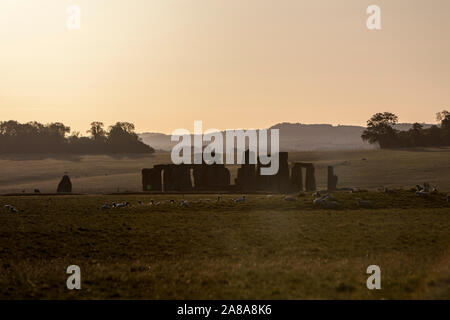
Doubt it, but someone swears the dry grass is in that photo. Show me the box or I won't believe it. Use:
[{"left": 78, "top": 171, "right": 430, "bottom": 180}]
[{"left": 1, "top": 148, "right": 449, "bottom": 194}]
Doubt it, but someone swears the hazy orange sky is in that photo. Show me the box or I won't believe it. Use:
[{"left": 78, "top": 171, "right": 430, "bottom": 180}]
[{"left": 1, "top": 0, "right": 449, "bottom": 134}]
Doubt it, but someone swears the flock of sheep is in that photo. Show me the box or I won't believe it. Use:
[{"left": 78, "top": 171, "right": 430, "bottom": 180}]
[
  {"left": 99, "top": 195, "right": 246, "bottom": 210},
  {"left": 2, "top": 185, "right": 449, "bottom": 214}
]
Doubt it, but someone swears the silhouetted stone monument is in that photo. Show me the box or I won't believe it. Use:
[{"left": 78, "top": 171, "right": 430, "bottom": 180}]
[
  {"left": 327, "top": 166, "right": 338, "bottom": 191},
  {"left": 142, "top": 168, "right": 162, "bottom": 191},
  {"left": 290, "top": 163, "right": 304, "bottom": 192},
  {"left": 305, "top": 165, "right": 316, "bottom": 192},
  {"left": 235, "top": 150, "right": 257, "bottom": 191},
  {"left": 277, "top": 152, "right": 290, "bottom": 193},
  {"left": 142, "top": 151, "right": 317, "bottom": 193},
  {"left": 57, "top": 175, "right": 72, "bottom": 193}
]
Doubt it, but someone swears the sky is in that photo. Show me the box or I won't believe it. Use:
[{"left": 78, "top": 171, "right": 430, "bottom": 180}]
[{"left": 1, "top": 0, "right": 449, "bottom": 134}]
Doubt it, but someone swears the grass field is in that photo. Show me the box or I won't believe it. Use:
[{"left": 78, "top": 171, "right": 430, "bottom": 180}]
[
  {"left": 1, "top": 190, "right": 449, "bottom": 299},
  {"left": 1, "top": 148, "right": 450, "bottom": 194}
]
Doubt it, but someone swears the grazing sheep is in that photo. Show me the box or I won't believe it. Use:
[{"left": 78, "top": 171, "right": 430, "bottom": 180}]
[
  {"left": 216, "top": 196, "right": 222, "bottom": 202},
  {"left": 322, "top": 193, "right": 336, "bottom": 201},
  {"left": 355, "top": 198, "right": 372, "bottom": 208},
  {"left": 4, "top": 205, "right": 18, "bottom": 213},
  {"left": 313, "top": 196, "right": 339, "bottom": 209},
  {"left": 115, "top": 202, "right": 130, "bottom": 208},
  {"left": 138, "top": 200, "right": 144, "bottom": 206},
  {"left": 312, "top": 191, "right": 325, "bottom": 197},
  {"left": 283, "top": 196, "right": 296, "bottom": 202},
  {"left": 432, "top": 185, "right": 439, "bottom": 193},
  {"left": 416, "top": 190, "right": 430, "bottom": 197},
  {"left": 180, "top": 200, "right": 189, "bottom": 207},
  {"left": 313, "top": 198, "right": 324, "bottom": 206},
  {"left": 100, "top": 203, "right": 110, "bottom": 210},
  {"left": 149, "top": 200, "right": 155, "bottom": 206},
  {"left": 234, "top": 196, "right": 246, "bottom": 203}
]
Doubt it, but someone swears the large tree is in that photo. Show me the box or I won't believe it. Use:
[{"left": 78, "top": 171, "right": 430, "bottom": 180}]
[
  {"left": 87, "top": 122, "right": 106, "bottom": 141},
  {"left": 361, "top": 112, "right": 399, "bottom": 148}
]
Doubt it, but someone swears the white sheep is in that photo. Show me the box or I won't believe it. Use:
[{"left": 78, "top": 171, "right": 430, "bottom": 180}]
[{"left": 180, "top": 200, "right": 189, "bottom": 207}]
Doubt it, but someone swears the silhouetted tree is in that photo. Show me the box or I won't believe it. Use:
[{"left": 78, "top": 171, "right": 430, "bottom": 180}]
[
  {"left": 0, "top": 120, "right": 154, "bottom": 154},
  {"left": 361, "top": 112, "right": 399, "bottom": 148},
  {"left": 87, "top": 122, "right": 106, "bottom": 141},
  {"left": 362, "top": 111, "right": 450, "bottom": 148}
]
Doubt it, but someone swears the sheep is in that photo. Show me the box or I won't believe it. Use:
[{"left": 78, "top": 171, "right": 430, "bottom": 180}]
[
  {"left": 416, "top": 190, "right": 430, "bottom": 197},
  {"left": 355, "top": 198, "right": 372, "bottom": 208},
  {"left": 322, "top": 193, "right": 336, "bottom": 201},
  {"left": 115, "top": 202, "right": 130, "bottom": 208},
  {"left": 313, "top": 198, "right": 324, "bottom": 206},
  {"left": 234, "top": 196, "right": 246, "bottom": 203},
  {"left": 4, "top": 205, "right": 18, "bottom": 213},
  {"left": 313, "top": 196, "right": 339, "bottom": 209},
  {"left": 216, "top": 196, "right": 222, "bottom": 202},
  {"left": 100, "top": 203, "right": 110, "bottom": 210},
  {"left": 180, "top": 200, "right": 189, "bottom": 207},
  {"left": 432, "top": 185, "right": 439, "bottom": 193},
  {"left": 138, "top": 200, "right": 144, "bottom": 206}
]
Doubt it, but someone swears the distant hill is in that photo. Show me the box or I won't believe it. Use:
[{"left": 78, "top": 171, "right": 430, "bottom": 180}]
[{"left": 139, "top": 122, "right": 435, "bottom": 152}]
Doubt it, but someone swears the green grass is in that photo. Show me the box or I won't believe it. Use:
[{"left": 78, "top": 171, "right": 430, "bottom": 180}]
[{"left": 1, "top": 190, "right": 449, "bottom": 299}]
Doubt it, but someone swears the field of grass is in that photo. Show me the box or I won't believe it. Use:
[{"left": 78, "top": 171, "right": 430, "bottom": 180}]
[
  {"left": 1, "top": 190, "right": 449, "bottom": 299},
  {"left": 1, "top": 148, "right": 450, "bottom": 194}
]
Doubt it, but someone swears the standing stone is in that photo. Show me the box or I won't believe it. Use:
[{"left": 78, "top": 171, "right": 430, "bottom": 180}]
[
  {"left": 290, "top": 163, "right": 304, "bottom": 192},
  {"left": 57, "top": 175, "right": 72, "bottom": 193},
  {"left": 327, "top": 166, "right": 338, "bottom": 191},
  {"left": 277, "top": 152, "right": 290, "bottom": 193},
  {"left": 305, "top": 165, "right": 316, "bottom": 192},
  {"left": 142, "top": 168, "right": 162, "bottom": 191}
]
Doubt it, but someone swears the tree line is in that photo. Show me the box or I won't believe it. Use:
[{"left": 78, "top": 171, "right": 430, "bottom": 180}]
[
  {"left": 0, "top": 121, "right": 154, "bottom": 154},
  {"left": 362, "top": 110, "right": 450, "bottom": 148}
]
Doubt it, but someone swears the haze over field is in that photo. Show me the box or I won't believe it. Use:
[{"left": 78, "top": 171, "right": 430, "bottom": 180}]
[
  {"left": 1, "top": 148, "right": 449, "bottom": 194},
  {"left": 139, "top": 122, "right": 434, "bottom": 151}
]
